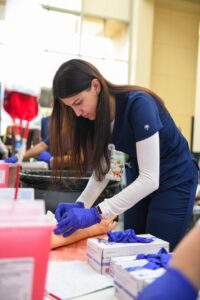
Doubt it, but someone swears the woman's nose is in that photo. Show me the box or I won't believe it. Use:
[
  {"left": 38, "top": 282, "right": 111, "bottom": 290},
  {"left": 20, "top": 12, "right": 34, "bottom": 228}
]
[{"left": 74, "top": 107, "right": 82, "bottom": 117}]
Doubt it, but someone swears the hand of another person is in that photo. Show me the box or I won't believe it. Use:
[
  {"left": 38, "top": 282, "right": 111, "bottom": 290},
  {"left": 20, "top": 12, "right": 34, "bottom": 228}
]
[
  {"left": 90, "top": 218, "right": 116, "bottom": 236},
  {"left": 4, "top": 155, "right": 18, "bottom": 163},
  {"left": 55, "top": 202, "right": 84, "bottom": 222},
  {"left": 137, "top": 267, "right": 198, "bottom": 300},
  {"left": 50, "top": 218, "right": 116, "bottom": 249},
  {"left": 37, "top": 150, "right": 52, "bottom": 163},
  {"left": 54, "top": 207, "right": 101, "bottom": 237}
]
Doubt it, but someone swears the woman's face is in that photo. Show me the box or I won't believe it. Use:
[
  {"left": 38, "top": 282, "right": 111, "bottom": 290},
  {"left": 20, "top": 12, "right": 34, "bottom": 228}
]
[{"left": 61, "top": 79, "right": 100, "bottom": 121}]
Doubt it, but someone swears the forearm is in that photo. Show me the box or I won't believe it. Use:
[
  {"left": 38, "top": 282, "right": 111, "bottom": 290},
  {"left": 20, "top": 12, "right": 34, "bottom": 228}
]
[
  {"left": 51, "top": 217, "right": 115, "bottom": 249},
  {"left": 23, "top": 142, "right": 48, "bottom": 161},
  {"left": 99, "top": 133, "right": 160, "bottom": 217},
  {"left": 76, "top": 173, "right": 110, "bottom": 208},
  {"left": 170, "top": 225, "right": 200, "bottom": 290}
]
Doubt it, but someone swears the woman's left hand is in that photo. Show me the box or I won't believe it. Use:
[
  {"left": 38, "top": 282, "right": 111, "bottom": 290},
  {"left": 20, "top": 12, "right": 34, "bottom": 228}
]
[{"left": 54, "top": 207, "right": 101, "bottom": 237}]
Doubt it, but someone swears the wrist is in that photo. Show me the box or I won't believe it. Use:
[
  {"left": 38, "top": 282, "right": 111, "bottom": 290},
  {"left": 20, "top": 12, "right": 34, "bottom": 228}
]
[
  {"left": 92, "top": 207, "right": 101, "bottom": 223},
  {"left": 97, "top": 202, "right": 112, "bottom": 219},
  {"left": 76, "top": 201, "right": 85, "bottom": 208}
]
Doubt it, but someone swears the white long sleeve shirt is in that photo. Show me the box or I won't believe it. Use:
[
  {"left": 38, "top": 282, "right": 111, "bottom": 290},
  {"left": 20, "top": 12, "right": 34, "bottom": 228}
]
[{"left": 77, "top": 132, "right": 160, "bottom": 218}]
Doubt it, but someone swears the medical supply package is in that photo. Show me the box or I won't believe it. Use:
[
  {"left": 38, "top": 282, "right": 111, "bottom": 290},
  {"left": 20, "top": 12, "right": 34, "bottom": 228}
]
[
  {"left": 112, "top": 255, "right": 166, "bottom": 299},
  {"left": 87, "top": 234, "right": 169, "bottom": 274}
]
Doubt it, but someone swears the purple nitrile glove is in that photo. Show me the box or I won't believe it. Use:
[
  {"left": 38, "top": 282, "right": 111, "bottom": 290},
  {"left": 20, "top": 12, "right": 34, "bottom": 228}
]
[
  {"left": 4, "top": 155, "right": 18, "bottom": 163},
  {"left": 137, "top": 267, "right": 198, "bottom": 300},
  {"left": 136, "top": 247, "right": 172, "bottom": 270},
  {"left": 54, "top": 207, "right": 101, "bottom": 237},
  {"left": 55, "top": 202, "right": 85, "bottom": 222},
  {"left": 126, "top": 248, "right": 172, "bottom": 272},
  {"left": 37, "top": 150, "right": 52, "bottom": 163},
  {"left": 107, "top": 229, "right": 153, "bottom": 243}
]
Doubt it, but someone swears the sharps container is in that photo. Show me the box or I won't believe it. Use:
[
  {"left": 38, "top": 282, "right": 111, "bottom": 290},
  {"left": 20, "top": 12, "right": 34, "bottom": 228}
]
[
  {"left": 0, "top": 162, "right": 17, "bottom": 187},
  {"left": 0, "top": 200, "right": 53, "bottom": 300}
]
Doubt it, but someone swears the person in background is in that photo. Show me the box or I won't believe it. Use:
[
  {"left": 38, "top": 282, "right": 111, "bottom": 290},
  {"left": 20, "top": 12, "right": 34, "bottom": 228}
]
[
  {"left": 4, "top": 116, "right": 52, "bottom": 164},
  {"left": 0, "top": 137, "right": 8, "bottom": 159},
  {"left": 3, "top": 125, "right": 13, "bottom": 156},
  {"left": 4, "top": 135, "right": 52, "bottom": 164},
  {"left": 137, "top": 220, "right": 200, "bottom": 300},
  {"left": 51, "top": 59, "right": 198, "bottom": 250},
  {"left": 4, "top": 116, "right": 71, "bottom": 167}
]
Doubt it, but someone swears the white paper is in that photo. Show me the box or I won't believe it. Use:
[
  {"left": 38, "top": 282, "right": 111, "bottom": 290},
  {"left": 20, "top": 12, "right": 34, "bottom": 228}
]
[{"left": 46, "top": 260, "right": 113, "bottom": 299}]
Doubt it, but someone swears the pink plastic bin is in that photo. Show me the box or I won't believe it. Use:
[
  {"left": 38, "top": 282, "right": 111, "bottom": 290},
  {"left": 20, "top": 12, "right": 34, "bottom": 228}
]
[
  {"left": 0, "top": 200, "right": 53, "bottom": 300},
  {"left": 0, "top": 162, "right": 17, "bottom": 187}
]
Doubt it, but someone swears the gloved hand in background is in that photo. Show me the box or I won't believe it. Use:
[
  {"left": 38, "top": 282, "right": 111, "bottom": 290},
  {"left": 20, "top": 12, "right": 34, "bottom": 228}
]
[
  {"left": 137, "top": 267, "right": 198, "bottom": 300},
  {"left": 37, "top": 150, "right": 52, "bottom": 163},
  {"left": 54, "top": 206, "right": 101, "bottom": 237},
  {"left": 55, "top": 201, "right": 85, "bottom": 222},
  {"left": 4, "top": 155, "right": 18, "bottom": 163}
]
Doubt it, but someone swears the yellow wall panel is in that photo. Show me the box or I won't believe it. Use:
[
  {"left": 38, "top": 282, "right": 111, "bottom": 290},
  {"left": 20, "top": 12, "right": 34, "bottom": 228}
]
[{"left": 151, "top": 7, "right": 199, "bottom": 145}]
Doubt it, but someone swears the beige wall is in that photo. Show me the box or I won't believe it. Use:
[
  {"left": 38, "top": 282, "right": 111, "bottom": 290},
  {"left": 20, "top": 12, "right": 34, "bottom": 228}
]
[
  {"left": 151, "top": 6, "right": 199, "bottom": 143},
  {"left": 83, "top": 0, "right": 131, "bottom": 21}
]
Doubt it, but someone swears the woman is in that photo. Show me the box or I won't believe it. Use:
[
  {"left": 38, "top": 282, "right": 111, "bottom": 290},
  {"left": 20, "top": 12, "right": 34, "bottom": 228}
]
[{"left": 51, "top": 59, "right": 198, "bottom": 250}]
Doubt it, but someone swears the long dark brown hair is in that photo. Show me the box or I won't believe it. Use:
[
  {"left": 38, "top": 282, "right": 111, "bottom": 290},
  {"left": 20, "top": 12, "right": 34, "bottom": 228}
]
[{"left": 51, "top": 59, "right": 165, "bottom": 180}]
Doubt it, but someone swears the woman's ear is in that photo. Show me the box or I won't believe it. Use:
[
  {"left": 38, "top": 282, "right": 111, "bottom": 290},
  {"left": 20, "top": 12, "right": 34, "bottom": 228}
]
[{"left": 91, "top": 78, "right": 101, "bottom": 95}]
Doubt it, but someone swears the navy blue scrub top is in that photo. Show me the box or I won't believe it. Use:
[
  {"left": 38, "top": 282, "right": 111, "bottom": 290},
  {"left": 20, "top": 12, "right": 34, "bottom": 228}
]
[
  {"left": 41, "top": 116, "right": 50, "bottom": 141},
  {"left": 111, "top": 91, "right": 196, "bottom": 191},
  {"left": 43, "top": 136, "right": 50, "bottom": 147}
]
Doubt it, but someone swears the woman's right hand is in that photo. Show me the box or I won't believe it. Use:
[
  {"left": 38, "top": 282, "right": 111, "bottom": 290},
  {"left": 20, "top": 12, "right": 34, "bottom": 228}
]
[{"left": 55, "top": 201, "right": 84, "bottom": 222}]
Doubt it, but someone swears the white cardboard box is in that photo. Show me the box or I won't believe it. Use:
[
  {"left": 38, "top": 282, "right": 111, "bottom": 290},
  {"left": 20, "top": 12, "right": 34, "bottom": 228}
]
[
  {"left": 113, "top": 257, "right": 166, "bottom": 299},
  {"left": 87, "top": 234, "right": 169, "bottom": 274}
]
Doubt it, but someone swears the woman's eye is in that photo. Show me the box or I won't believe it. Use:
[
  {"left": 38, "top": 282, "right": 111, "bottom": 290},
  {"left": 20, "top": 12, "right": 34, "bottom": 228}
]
[{"left": 75, "top": 100, "right": 81, "bottom": 106}]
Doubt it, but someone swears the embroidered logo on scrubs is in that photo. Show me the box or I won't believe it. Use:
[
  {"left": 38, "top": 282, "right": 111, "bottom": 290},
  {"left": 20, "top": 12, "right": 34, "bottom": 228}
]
[{"left": 144, "top": 124, "right": 150, "bottom": 131}]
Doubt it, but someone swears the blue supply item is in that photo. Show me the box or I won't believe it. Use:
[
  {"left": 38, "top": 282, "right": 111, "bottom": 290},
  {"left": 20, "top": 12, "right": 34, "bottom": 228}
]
[
  {"left": 37, "top": 150, "right": 52, "bottom": 163},
  {"left": 126, "top": 248, "right": 172, "bottom": 272},
  {"left": 4, "top": 156, "right": 18, "bottom": 163},
  {"left": 107, "top": 229, "right": 153, "bottom": 243}
]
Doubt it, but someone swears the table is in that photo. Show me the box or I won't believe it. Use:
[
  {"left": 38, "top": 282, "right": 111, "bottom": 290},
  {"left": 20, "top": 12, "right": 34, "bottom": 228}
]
[{"left": 48, "top": 237, "right": 118, "bottom": 300}]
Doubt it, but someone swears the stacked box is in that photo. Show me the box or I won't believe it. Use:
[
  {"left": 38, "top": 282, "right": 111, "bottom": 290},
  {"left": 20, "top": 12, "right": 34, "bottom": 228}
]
[
  {"left": 112, "top": 256, "right": 166, "bottom": 299},
  {"left": 87, "top": 234, "right": 169, "bottom": 274}
]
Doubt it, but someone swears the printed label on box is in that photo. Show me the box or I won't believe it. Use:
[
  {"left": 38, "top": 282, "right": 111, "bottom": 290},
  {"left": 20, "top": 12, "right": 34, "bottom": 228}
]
[
  {"left": 0, "top": 170, "right": 6, "bottom": 184},
  {"left": 0, "top": 164, "right": 9, "bottom": 187},
  {"left": 0, "top": 257, "right": 34, "bottom": 300}
]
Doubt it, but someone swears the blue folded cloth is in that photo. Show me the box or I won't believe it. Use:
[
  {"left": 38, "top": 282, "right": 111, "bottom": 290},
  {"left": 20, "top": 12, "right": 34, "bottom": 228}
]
[
  {"left": 126, "top": 248, "right": 172, "bottom": 271},
  {"left": 107, "top": 229, "right": 154, "bottom": 243}
]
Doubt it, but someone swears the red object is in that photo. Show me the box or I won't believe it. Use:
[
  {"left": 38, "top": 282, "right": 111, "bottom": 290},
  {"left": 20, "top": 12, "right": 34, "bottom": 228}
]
[
  {"left": 0, "top": 163, "right": 9, "bottom": 187},
  {"left": 4, "top": 90, "right": 38, "bottom": 121},
  {"left": 0, "top": 224, "right": 53, "bottom": 300},
  {"left": 3, "top": 89, "right": 38, "bottom": 200}
]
